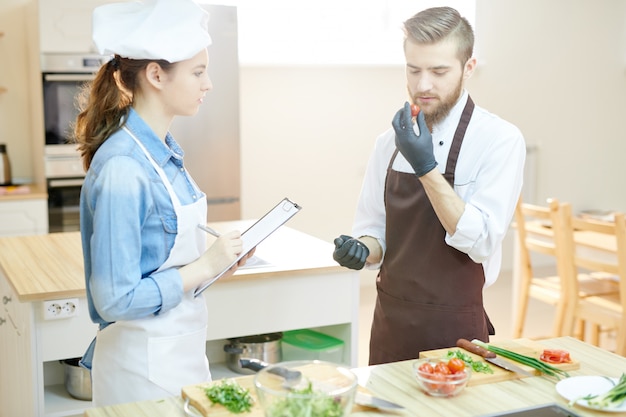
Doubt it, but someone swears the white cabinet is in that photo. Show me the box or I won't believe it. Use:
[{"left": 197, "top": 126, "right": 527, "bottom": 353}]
[
  {"left": 0, "top": 272, "right": 40, "bottom": 417},
  {"left": 0, "top": 225, "right": 359, "bottom": 417},
  {"left": 0, "top": 198, "right": 48, "bottom": 236}
]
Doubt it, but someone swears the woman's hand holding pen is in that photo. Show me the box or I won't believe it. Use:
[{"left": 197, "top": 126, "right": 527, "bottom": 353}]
[
  {"left": 179, "top": 230, "right": 250, "bottom": 292},
  {"left": 204, "top": 230, "right": 243, "bottom": 273}
]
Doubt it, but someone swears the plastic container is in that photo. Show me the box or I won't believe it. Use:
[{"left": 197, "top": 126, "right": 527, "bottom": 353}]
[{"left": 281, "top": 329, "right": 344, "bottom": 363}]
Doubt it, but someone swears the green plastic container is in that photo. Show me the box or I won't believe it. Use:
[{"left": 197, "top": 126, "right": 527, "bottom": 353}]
[{"left": 281, "top": 329, "right": 345, "bottom": 363}]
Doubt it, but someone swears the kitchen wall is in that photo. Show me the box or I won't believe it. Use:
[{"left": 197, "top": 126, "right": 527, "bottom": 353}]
[
  {"left": 1, "top": 0, "right": 625, "bottom": 272},
  {"left": 0, "top": 0, "right": 40, "bottom": 184},
  {"left": 239, "top": 0, "right": 626, "bottom": 273}
]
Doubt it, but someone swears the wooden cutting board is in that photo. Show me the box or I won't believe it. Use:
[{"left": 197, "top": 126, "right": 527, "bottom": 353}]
[
  {"left": 419, "top": 338, "right": 580, "bottom": 386},
  {"left": 181, "top": 377, "right": 375, "bottom": 416}
]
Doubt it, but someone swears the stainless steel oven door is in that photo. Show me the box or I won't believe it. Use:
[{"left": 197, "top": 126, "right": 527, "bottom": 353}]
[
  {"left": 42, "top": 73, "right": 94, "bottom": 153},
  {"left": 47, "top": 177, "right": 83, "bottom": 233}
]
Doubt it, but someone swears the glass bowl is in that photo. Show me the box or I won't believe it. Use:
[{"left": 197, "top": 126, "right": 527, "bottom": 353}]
[
  {"left": 413, "top": 358, "right": 471, "bottom": 397},
  {"left": 254, "top": 360, "right": 357, "bottom": 417}
]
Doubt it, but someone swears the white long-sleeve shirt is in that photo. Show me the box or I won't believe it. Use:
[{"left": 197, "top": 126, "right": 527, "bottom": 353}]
[{"left": 352, "top": 91, "right": 526, "bottom": 287}]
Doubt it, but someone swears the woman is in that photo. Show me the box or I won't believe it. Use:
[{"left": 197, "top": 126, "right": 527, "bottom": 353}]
[{"left": 73, "top": 0, "right": 250, "bottom": 406}]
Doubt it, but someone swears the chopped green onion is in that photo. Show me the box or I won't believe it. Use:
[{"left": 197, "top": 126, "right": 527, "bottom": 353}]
[
  {"left": 472, "top": 340, "right": 569, "bottom": 380},
  {"left": 446, "top": 349, "right": 494, "bottom": 374},
  {"left": 583, "top": 374, "right": 626, "bottom": 409},
  {"left": 205, "top": 379, "right": 254, "bottom": 414}
]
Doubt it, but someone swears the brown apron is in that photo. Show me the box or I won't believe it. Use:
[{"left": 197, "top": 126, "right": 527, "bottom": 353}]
[{"left": 369, "top": 96, "right": 494, "bottom": 365}]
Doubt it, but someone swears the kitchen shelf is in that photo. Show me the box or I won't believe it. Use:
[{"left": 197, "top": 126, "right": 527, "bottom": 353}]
[
  {"left": 44, "top": 384, "right": 90, "bottom": 417},
  {"left": 210, "top": 362, "right": 248, "bottom": 380}
]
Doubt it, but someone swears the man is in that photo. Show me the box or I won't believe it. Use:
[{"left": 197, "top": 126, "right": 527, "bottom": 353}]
[{"left": 333, "top": 6, "right": 525, "bottom": 365}]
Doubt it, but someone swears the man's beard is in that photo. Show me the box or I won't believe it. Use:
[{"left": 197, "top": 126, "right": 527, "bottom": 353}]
[{"left": 411, "top": 74, "right": 463, "bottom": 131}]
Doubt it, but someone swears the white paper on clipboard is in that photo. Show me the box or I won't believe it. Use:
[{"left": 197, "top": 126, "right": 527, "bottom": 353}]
[{"left": 193, "top": 197, "right": 302, "bottom": 297}]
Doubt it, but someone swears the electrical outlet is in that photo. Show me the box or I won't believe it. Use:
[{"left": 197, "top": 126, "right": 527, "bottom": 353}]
[{"left": 43, "top": 298, "right": 79, "bottom": 320}]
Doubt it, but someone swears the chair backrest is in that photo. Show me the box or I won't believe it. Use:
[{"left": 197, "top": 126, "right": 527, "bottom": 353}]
[
  {"left": 514, "top": 198, "right": 571, "bottom": 283},
  {"left": 564, "top": 206, "right": 626, "bottom": 303}
]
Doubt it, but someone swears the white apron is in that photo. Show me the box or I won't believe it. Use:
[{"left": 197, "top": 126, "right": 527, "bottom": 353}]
[{"left": 92, "top": 127, "right": 211, "bottom": 406}]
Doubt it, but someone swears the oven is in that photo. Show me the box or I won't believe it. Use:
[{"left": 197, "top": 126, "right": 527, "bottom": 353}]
[{"left": 41, "top": 53, "right": 107, "bottom": 233}]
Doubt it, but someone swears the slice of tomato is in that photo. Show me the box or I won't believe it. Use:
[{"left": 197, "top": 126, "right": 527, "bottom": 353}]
[{"left": 539, "top": 349, "right": 572, "bottom": 364}]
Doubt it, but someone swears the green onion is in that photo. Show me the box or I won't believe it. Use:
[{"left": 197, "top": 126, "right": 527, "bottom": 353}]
[
  {"left": 472, "top": 340, "right": 569, "bottom": 380},
  {"left": 446, "top": 349, "right": 494, "bottom": 374},
  {"left": 583, "top": 374, "right": 626, "bottom": 409},
  {"left": 205, "top": 379, "right": 254, "bottom": 414}
]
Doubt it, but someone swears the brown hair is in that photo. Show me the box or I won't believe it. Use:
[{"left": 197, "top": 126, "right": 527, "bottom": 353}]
[
  {"left": 73, "top": 55, "right": 174, "bottom": 170},
  {"left": 403, "top": 6, "right": 474, "bottom": 66}
]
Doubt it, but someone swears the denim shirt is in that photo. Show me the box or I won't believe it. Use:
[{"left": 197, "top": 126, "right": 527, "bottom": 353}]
[{"left": 79, "top": 109, "right": 204, "bottom": 368}]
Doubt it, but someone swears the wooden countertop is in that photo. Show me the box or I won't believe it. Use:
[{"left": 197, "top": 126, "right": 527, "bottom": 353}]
[
  {"left": 0, "top": 221, "right": 342, "bottom": 302},
  {"left": 84, "top": 337, "right": 626, "bottom": 417},
  {"left": 0, "top": 183, "right": 47, "bottom": 201}
]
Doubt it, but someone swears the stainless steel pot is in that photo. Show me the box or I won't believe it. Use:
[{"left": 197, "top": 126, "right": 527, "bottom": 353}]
[
  {"left": 224, "top": 332, "right": 282, "bottom": 374},
  {"left": 62, "top": 358, "right": 92, "bottom": 401}
]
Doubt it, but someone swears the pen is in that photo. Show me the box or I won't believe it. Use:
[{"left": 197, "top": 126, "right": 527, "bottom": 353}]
[{"left": 197, "top": 224, "right": 221, "bottom": 237}]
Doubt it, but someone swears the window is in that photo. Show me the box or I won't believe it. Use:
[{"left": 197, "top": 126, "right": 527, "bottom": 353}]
[{"left": 204, "top": 1, "right": 476, "bottom": 66}]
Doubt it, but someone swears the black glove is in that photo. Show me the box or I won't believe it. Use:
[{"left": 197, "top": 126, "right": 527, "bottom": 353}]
[
  {"left": 392, "top": 102, "right": 437, "bottom": 177},
  {"left": 333, "top": 235, "right": 369, "bottom": 270}
]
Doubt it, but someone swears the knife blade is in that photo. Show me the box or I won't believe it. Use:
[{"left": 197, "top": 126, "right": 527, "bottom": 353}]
[
  {"left": 456, "top": 339, "right": 534, "bottom": 377},
  {"left": 355, "top": 391, "right": 404, "bottom": 411}
]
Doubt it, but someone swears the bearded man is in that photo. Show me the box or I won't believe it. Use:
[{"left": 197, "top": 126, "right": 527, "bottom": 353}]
[{"left": 333, "top": 6, "right": 526, "bottom": 365}]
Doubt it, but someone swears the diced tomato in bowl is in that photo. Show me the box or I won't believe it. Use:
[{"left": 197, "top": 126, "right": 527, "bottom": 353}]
[{"left": 413, "top": 358, "right": 471, "bottom": 397}]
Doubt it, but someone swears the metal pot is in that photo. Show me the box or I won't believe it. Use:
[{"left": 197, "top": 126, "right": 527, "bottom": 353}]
[
  {"left": 224, "top": 332, "right": 283, "bottom": 374},
  {"left": 62, "top": 357, "right": 92, "bottom": 401}
]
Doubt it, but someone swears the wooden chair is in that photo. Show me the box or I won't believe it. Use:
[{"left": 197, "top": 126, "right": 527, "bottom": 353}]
[
  {"left": 561, "top": 205, "right": 626, "bottom": 355},
  {"left": 512, "top": 198, "right": 618, "bottom": 339}
]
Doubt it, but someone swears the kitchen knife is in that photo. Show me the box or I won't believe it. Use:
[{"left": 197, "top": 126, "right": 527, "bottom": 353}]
[
  {"left": 456, "top": 339, "right": 534, "bottom": 377},
  {"left": 355, "top": 391, "right": 404, "bottom": 411}
]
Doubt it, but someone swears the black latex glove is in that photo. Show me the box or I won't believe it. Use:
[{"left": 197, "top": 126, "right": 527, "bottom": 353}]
[
  {"left": 392, "top": 102, "right": 437, "bottom": 177},
  {"left": 333, "top": 234, "right": 369, "bottom": 270}
]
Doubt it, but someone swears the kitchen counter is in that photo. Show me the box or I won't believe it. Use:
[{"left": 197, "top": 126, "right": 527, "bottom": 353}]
[
  {"left": 84, "top": 336, "right": 624, "bottom": 417},
  {"left": 0, "top": 219, "right": 343, "bottom": 302},
  {"left": 0, "top": 183, "right": 47, "bottom": 201},
  {"left": 0, "top": 222, "right": 359, "bottom": 417},
  {"left": 0, "top": 183, "right": 48, "bottom": 237}
]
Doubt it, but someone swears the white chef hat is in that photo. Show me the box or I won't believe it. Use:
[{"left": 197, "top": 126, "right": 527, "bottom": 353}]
[{"left": 92, "top": 0, "right": 212, "bottom": 63}]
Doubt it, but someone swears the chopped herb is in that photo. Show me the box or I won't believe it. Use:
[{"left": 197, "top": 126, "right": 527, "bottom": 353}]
[
  {"left": 447, "top": 349, "right": 494, "bottom": 374},
  {"left": 205, "top": 379, "right": 253, "bottom": 414}
]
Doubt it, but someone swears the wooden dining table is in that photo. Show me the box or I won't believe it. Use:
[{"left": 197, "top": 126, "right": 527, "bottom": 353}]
[{"left": 84, "top": 336, "right": 626, "bottom": 417}]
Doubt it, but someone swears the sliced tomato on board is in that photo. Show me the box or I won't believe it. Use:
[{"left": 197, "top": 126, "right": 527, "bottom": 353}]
[{"left": 540, "top": 349, "right": 572, "bottom": 364}]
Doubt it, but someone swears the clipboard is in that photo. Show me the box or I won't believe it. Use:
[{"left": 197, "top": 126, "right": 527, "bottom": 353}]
[{"left": 193, "top": 197, "right": 302, "bottom": 297}]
